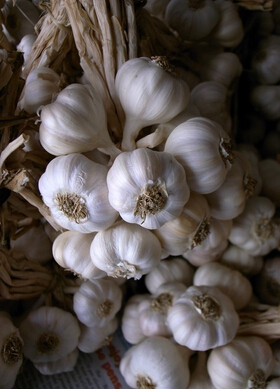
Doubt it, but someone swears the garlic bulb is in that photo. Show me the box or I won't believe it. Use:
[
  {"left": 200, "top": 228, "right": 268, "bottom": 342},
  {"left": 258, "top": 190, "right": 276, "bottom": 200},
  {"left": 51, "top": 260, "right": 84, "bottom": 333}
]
[
  {"left": 39, "top": 83, "right": 120, "bottom": 158},
  {"left": 164, "top": 117, "right": 234, "bottom": 194},
  {"left": 220, "top": 243, "right": 263, "bottom": 276},
  {"left": 237, "top": 143, "right": 263, "bottom": 196},
  {"left": 259, "top": 158, "right": 280, "bottom": 207},
  {"left": 144, "top": 256, "right": 194, "bottom": 294},
  {"left": 207, "top": 336, "right": 274, "bottom": 389},
  {"left": 52, "top": 230, "right": 106, "bottom": 280},
  {"left": 188, "top": 352, "right": 215, "bottom": 389},
  {"left": 205, "top": 151, "right": 256, "bottom": 220},
  {"left": 90, "top": 220, "right": 162, "bottom": 280},
  {"left": 78, "top": 317, "right": 118, "bottom": 353},
  {"left": 154, "top": 191, "right": 211, "bottom": 256},
  {"left": 73, "top": 279, "right": 123, "bottom": 328},
  {"left": 167, "top": 285, "right": 239, "bottom": 351},
  {"left": 19, "top": 306, "right": 80, "bottom": 363},
  {"left": 267, "top": 378, "right": 280, "bottom": 389},
  {"left": 115, "top": 56, "right": 190, "bottom": 151},
  {"left": 182, "top": 218, "right": 232, "bottom": 266},
  {"left": 209, "top": 0, "right": 244, "bottom": 48},
  {"left": 228, "top": 195, "right": 280, "bottom": 256},
  {"left": 0, "top": 311, "right": 23, "bottom": 389},
  {"left": 193, "top": 262, "right": 253, "bottom": 310},
  {"left": 16, "top": 67, "right": 61, "bottom": 114},
  {"left": 107, "top": 148, "right": 190, "bottom": 229},
  {"left": 10, "top": 223, "right": 53, "bottom": 264},
  {"left": 165, "top": 0, "right": 220, "bottom": 41},
  {"left": 120, "top": 336, "right": 190, "bottom": 389},
  {"left": 121, "top": 294, "right": 148, "bottom": 345},
  {"left": 254, "top": 256, "right": 280, "bottom": 305},
  {"left": 251, "top": 85, "right": 280, "bottom": 121},
  {"left": 16, "top": 34, "right": 37, "bottom": 64},
  {"left": 33, "top": 348, "right": 79, "bottom": 375},
  {"left": 138, "top": 281, "right": 187, "bottom": 337},
  {"left": 38, "top": 153, "right": 119, "bottom": 233}
]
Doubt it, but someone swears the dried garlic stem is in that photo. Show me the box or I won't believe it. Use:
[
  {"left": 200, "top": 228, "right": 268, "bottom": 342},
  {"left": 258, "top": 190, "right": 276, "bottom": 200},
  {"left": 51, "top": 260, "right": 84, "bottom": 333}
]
[
  {"left": 2, "top": 333, "right": 23, "bottom": 364},
  {"left": 193, "top": 294, "right": 221, "bottom": 320},
  {"left": 150, "top": 293, "right": 173, "bottom": 315},
  {"left": 0, "top": 134, "right": 29, "bottom": 177},
  {"left": 248, "top": 369, "right": 266, "bottom": 389},
  {"left": 136, "top": 375, "right": 156, "bottom": 389}
]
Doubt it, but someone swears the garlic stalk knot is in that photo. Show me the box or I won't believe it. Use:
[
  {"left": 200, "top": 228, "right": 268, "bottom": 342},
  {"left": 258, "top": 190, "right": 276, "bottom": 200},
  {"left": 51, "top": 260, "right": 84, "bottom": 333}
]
[
  {"left": 54, "top": 192, "right": 88, "bottom": 223},
  {"left": 219, "top": 138, "right": 235, "bottom": 167},
  {"left": 37, "top": 332, "right": 60, "bottom": 355},
  {"left": 98, "top": 300, "right": 113, "bottom": 318},
  {"left": 189, "top": 0, "right": 206, "bottom": 10},
  {"left": 2, "top": 333, "right": 23, "bottom": 364},
  {"left": 244, "top": 174, "right": 257, "bottom": 199},
  {"left": 150, "top": 56, "right": 178, "bottom": 77},
  {"left": 191, "top": 217, "right": 211, "bottom": 249},
  {"left": 111, "top": 260, "right": 140, "bottom": 279},
  {"left": 134, "top": 180, "right": 168, "bottom": 223},
  {"left": 193, "top": 294, "right": 221, "bottom": 320},
  {"left": 253, "top": 218, "right": 274, "bottom": 240},
  {"left": 247, "top": 369, "right": 266, "bottom": 389},
  {"left": 136, "top": 375, "right": 157, "bottom": 389},
  {"left": 150, "top": 292, "right": 173, "bottom": 315}
]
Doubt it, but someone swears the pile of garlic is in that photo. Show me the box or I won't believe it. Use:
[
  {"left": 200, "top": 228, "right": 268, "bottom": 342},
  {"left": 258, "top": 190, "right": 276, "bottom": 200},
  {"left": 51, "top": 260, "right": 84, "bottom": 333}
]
[{"left": 1, "top": 0, "right": 280, "bottom": 388}]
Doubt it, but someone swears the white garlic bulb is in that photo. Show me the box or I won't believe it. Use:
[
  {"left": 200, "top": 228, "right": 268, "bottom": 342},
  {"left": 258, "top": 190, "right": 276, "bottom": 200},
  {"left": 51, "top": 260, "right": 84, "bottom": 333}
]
[
  {"left": 251, "top": 85, "right": 280, "bottom": 121},
  {"left": 154, "top": 191, "right": 211, "bottom": 256},
  {"left": 38, "top": 153, "right": 119, "bottom": 233},
  {"left": 144, "top": 256, "right": 194, "bottom": 294},
  {"left": 259, "top": 158, "right": 280, "bottom": 207},
  {"left": 90, "top": 220, "right": 162, "bottom": 280},
  {"left": 78, "top": 317, "right": 118, "bottom": 353},
  {"left": 237, "top": 143, "right": 263, "bottom": 196},
  {"left": 228, "top": 195, "right": 280, "bottom": 256},
  {"left": 39, "top": 83, "right": 120, "bottom": 159},
  {"left": 107, "top": 148, "right": 190, "bottom": 229},
  {"left": 0, "top": 311, "right": 23, "bottom": 389},
  {"left": 121, "top": 294, "right": 148, "bottom": 345},
  {"left": 164, "top": 117, "right": 234, "bottom": 194},
  {"left": 73, "top": 279, "right": 123, "bottom": 328},
  {"left": 167, "top": 285, "right": 239, "bottom": 351},
  {"left": 16, "top": 67, "right": 61, "bottom": 114},
  {"left": 193, "top": 262, "right": 253, "bottom": 310},
  {"left": 120, "top": 336, "right": 190, "bottom": 389},
  {"left": 165, "top": 0, "right": 220, "bottom": 41},
  {"left": 33, "top": 348, "right": 79, "bottom": 375},
  {"left": 254, "top": 256, "right": 280, "bottom": 305},
  {"left": 207, "top": 336, "right": 274, "bottom": 389},
  {"left": 188, "top": 351, "right": 216, "bottom": 389},
  {"left": 19, "top": 306, "right": 80, "bottom": 363},
  {"left": 115, "top": 56, "right": 190, "bottom": 151}
]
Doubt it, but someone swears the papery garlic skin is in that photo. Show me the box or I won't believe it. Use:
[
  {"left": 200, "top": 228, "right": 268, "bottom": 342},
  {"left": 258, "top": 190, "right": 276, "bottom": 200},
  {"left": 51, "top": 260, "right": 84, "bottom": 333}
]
[
  {"left": 52, "top": 230, "right": 105, "bottom": 280},
  {"left": 107, "top": 148, "right": 190, "bottom": 229},
  {"left": 33, "top": 348, "right": 79, "bottom": 375},
  {"left": 121, "top": 294, "right": 148, "bottom": 345},
  {"left": 115, "top": 56, "right": 190, "bottom": 151},
  {"left": 193, "top": 262, "right": 253, "bottom": 310},
  {"left": 38, "top": 153, "right": 118, "bottom": 233},
  {"left": 164, "top": 117, "right": 234, "bottom": 194},
  {"left": 0, "top": 312, "right": 23, "bottom": 389},
  {"left": 228, "top": 196, "right": 280, "bottom": 256},
  {"left": 144, "top": 256, "right": 194, "bottom": 294},
  {"left": 73, "top": 279, "right": 122, "bottom": 328},
  {"left": 90, "top": 220, "right": 162, "bottom": 280},
  {"left": 120, "top": 336, "right": 190, "bottom": 389},
  {"left": 78, "top": 317, "right": 118, "bottom": 353},
  {"left": 167, "top": 285, "right": 239, "bottom": 351},
  {"left": 207, "top": 336, "right": 274, "bottom": 389},
  {"left": 19, "top": 306, "right": 80, "bottom": 363}
]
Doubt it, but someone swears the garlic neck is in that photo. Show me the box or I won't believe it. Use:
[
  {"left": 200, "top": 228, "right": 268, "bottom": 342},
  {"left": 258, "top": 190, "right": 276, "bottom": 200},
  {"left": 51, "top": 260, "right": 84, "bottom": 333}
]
[
  {"left": 136, "top": 375, "right": 156, "bottom": 389},
  {"left": 37, "top": 332, "right": 60, "bottom": 355},
  {"left": 219, "top": 138, "right": 235, "bottom": 167},
  {"left": 191, "top": 217, "right": 211, "bottom": 248},
  {"left": 244, "top": 174, "right": 257, "bottom": 198},
  {"left": 150, "top": 292, "right": 173, "bottom": 315},
  {"left": 193, "top": 294, "right": 221, "bottom": 320},
  {"left": 54, "top": 192, "right": 88, "bottom": 223},
  {"left": 134, "top": 180, "right": 168, "bottom": 223},
  {"left": 247, "top": 369, "right": 266, "bottom": 389},
  {"left": 2, "top": 333, "right": 23, "bottom": 364}
]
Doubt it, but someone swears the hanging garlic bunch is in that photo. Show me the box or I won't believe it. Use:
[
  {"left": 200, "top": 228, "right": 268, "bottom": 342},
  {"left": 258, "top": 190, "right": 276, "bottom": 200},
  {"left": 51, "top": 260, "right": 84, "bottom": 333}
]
[
  {"left": 207, "top": 336, "right": 274, "bottom": 389},
  {"left": 38, "top": 83, "right": 120, "bottom": 159},
  {"left": 90, "top": 220, "right": 162, "bottom": 280},
  {"left": 166, "top": 285, "right": 239, "bottom": 351},
  {"left": 106, "top": 148, "right": 190, "bottom": 229},
  {"left": 115, "top": 56, "right": 190, "bottom": 151},
  {"left": 0, "top": 311, "right": 23, "bottom": 389},
  {"left": 120, "top": 336, "right": 190, "bottom": 389},
  {"left": 73, "top": 279, "right": 123, "bottom": 328},
  {"left": 164, "top": 117, "right": 235, "bottom": 194},
  {"left": 38, "top": 153, "right": 119, "bottom": 233},
  {"left": 16, "top": 67, "right": 61, "bottom": 114}
]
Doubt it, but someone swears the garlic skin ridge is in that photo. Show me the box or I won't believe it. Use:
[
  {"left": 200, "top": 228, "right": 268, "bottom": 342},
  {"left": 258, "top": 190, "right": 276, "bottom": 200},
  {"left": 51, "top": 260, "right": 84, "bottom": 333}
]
[{"left": 107, "top": 148, "right": 190, "bottom": 229}]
